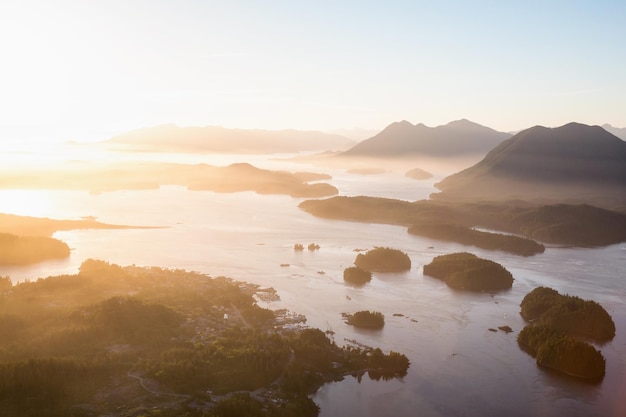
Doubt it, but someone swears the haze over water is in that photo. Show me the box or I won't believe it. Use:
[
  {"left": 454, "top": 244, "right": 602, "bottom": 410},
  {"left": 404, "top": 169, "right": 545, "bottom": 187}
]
[{"left": 1, "top": 149, "right": 624, "bottom": 417}]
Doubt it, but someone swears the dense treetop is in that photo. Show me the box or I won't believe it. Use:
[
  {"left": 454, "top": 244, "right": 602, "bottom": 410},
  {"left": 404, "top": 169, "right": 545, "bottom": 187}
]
[
  {"left": 518, "top": 325, "right": 606, "bottom": 381},
  {"left": 517, "top": 287, "right": 615, "bottom": 381},
  {"left": 343, "top": 267, "right": 372, "bottom": 286},
  {"left": 354, "top": 247, "right": 411, "bottom": 273},
  {"left": 345, "top": 311, "right": 385, "bottom": 329},
  {"left": 520, "top": 287, "right": 615, "bottom": 342},
  {"left": 0, "top": 233, "right": 70, "bottom": 265},
  {"left": 423, "top": 252, "right": 513, "bottom": 291}
]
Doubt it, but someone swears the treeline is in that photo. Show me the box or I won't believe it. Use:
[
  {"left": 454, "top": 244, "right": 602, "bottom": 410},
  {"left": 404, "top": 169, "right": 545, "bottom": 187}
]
[
  {"left": 517, "top": 287, "right": 615, "bottom": 380},
  {"left": 299, "top": 196, "right": 626, "bottom": 248},
  {"left": 345, "top": 311, "right": 385, "bottom": 329},
  {"left": 0, "top": 357, "right": 121, "bottom": 417},
  {"left": 408, "top": 223, "right": 544, "bottom": 256},
  {"left": 0, "top": 232, "right": 69, "bottom": 265},
  {"left": 143, "top": 327, "right": 291, "bottom": 393},
  {"left": 283, "top": 328, "right": 408, "bottom": 394}
]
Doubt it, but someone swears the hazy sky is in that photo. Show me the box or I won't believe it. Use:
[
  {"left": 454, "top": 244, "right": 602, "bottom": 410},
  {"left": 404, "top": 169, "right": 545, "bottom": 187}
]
[{"left": 1, "top": 0, "right": 625, "bottom": 142}]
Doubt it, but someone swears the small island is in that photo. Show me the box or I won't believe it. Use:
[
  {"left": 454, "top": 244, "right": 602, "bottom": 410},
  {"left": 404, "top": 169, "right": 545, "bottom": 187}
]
[
  {"left": 518, "top": 325, "right": 606, "bottom": 381},
  {"left": 517, "top": 287, "right": 615, "bottom": 381},
  {"left": 343, "top": 266, "right": 372, "bottom": 286},
  {"left": 520, "top": 287, "right": 615, "bottom": 342},
  {"left": 423, "top": 252, "right": 513, "bottom": 291},
  {"left": 354, "top": 247, "right": 411, "bottom": 273},
  {"left": 405, "top": 168, "right": 433, "bottom": 180},
  {"left": 344, "top": 310, "right": 385, "bottom": 329}
]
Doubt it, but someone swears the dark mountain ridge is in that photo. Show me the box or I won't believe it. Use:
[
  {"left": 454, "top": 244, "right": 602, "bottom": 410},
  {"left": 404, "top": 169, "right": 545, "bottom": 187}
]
[
  {"left": 434, "top": 122, "right": 626, "bottom": 207},
  {"left": 340, "top": 119, "right": 512, "bottom": 157}
]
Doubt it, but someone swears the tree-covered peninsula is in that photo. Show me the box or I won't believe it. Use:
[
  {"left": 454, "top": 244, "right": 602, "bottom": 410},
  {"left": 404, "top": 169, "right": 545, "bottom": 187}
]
[
  {"left": 423, "top": 252, "right": 513, "bottom": 291},
  {"left": 0, "top": 233, "right": 69, "bottom": 265},
  {"left": 408, "top": 222, "right": 544, "bottom": 256},
  {"left": 517, "top": 287, "right": 615, "bottom": 381},
  {"left": 354, "top": 247, "right": 411, "bottom": 273},
  {"left": 298, "top": 196, "right": 626, "bottom": 248},
  {"left": 0, "top": 260, "right": 409, "bottom": 416}
]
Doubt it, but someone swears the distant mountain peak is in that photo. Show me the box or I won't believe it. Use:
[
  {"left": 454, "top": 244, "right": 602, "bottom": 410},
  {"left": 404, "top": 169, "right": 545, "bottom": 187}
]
[
  {"left": 600, "top": 123, "right": 626, "bottom": 141},
  {"left": 340, "top": 119, "right": 511, "bottom": 158}
]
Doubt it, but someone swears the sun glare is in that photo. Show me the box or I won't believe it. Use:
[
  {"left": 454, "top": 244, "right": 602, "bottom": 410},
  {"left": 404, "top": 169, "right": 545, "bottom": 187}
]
[{"left": 0, "top": 189, "right": 57, "bottom": 218}]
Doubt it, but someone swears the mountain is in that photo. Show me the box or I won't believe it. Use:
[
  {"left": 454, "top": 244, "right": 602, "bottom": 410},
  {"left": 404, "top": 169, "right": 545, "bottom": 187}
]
[
  {"left": 433, "top": 122, "right": 626, "bottom": 208},
  {"left": 602, "top": 124, "right": 626, "bottom": 141},
  {"left": 104, "top": 124, "right": 356, "bottom": 154},
  {"left": 339, "top": 119, "right": 512, "bottom": 158}
]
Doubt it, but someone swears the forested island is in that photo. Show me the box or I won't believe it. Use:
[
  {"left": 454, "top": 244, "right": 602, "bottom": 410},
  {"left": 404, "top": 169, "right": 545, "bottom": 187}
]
[
  {"left": 0, "top": 233, "right": 69, "bottom": 265},
  {"left": 299, "top": 196, "right": 626, "bottom": 248},
  {"left": 0, "top": 260, "right": 409, "bottom": 416},
  {"left": 520, "top": 287, "right": 615, "bottom": 342},
  {"left": 423, "top": 252, "right": 514, "bottom": 291},
  {"left": 344, "top": 311, "right": 385, "bottom": 329},
  {"left": 517, "top": 287, "right": 615, "bottom": 380},
  {"left": 343, "top": 266, "right": 372, "bottom": 286},
  {"left": 354, "top": 247, "right": 411, "bottom": 273}
]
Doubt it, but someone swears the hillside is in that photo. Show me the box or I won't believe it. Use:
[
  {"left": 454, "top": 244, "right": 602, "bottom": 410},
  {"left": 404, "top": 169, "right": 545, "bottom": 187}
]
[
  {"left": 339, "top": 119, "right": 511, "bottom": 158},
  {"left": 105, "top": 124, "right": 355, "bottom": 154},
  {"left": 434, "top": 123, "right": 626, "bottom": 208}
]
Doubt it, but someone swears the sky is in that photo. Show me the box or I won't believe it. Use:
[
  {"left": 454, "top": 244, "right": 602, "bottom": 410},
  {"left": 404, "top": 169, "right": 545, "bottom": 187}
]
[{"left": 1, "top": 0, "right": 625, "bottom": 143}]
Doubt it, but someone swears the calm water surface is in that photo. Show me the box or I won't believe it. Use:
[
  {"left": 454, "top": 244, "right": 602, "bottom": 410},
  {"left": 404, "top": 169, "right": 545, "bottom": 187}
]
[{"left": 0, "top": 154, "right": 624, "bottom": 417}]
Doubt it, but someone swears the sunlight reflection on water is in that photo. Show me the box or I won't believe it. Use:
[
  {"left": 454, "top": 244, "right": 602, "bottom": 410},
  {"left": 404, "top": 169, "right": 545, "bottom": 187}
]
[{"left": 0, "top": 154, "right": 624, "bottom": 417}]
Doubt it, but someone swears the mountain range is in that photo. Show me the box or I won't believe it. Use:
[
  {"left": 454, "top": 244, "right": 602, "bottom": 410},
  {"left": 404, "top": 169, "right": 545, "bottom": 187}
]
[
  {"left": 433, "top": 122, "right": 626, "bottom": 208},
  {"left": 339, "top": 119, "right": 512, "bottom": 158}
]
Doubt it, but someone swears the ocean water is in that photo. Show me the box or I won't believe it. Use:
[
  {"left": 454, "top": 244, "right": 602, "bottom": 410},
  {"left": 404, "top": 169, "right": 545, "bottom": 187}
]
[{"left": 0, "top": 154, "right": 624, "bottom": 417}]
